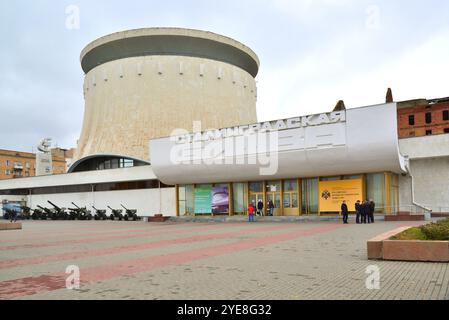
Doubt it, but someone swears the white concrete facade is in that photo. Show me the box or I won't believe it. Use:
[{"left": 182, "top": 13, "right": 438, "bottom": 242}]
[
  {"left": 0, "top": 166, "right": 177, "bottom": 217},
  {"left": 399, "top": 134, "right": 449, "bottom": 213},
  {"left": 151, "top": 103, "right": 407, "bottom": 185}
]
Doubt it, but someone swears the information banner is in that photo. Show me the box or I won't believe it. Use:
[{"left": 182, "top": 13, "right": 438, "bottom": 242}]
[
  {"left": 194, "top": 185, "right": 212, "bottom": 214},
  {"left": 318, "top": 179, "right": 363, "bottom": 213},
  {"left": 212, "top": 186, "right": 229, "bottom": 214}
]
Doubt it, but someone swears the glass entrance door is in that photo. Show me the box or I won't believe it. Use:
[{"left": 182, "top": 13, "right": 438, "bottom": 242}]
[
  {"left": 266, "top": 181, "right": 281, "bottom": 216},
  {"left": 249, "top": 182, "right": 264, "bottom": 215}
]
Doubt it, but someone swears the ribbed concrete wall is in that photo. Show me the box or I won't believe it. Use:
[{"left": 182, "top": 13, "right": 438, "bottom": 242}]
[{"left": 74, "top": 28, "right": 259, "bottom": 164}]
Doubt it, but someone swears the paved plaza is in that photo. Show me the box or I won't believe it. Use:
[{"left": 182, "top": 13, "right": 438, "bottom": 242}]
[{"left": 0, "top": 219, "right": 448, "bottom": 300}]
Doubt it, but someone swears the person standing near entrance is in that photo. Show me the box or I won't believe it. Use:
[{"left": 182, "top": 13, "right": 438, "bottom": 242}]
[
  {"left": 355, "top": 200, "right": 362, "bottom": 224},
  {"left": 369, "top": 199, "right": 376, "bottom": 224},
  {"left": 257, "top": 200, "right": 264, "bottom": 216},
  {"left": 341, "top": 201, "right": 349, "bottom": 224},
  {"left": 363, "top": 200, "right": 371, "bottom": 224},
  {"left": 268, "top": 200, "right": 275, "bottom": 216},
  {"left": 248, "top": 203, "right": 255, "bottom": 222}
]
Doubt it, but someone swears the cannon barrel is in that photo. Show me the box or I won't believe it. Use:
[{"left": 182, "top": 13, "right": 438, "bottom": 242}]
[
  {"left": 37, "top": 205, "right": 49, "bottom": 211},
  {"left": 47, "top": 201, "right": 61, "bottom": 210},
  {"left": 71, "top": 202, "right": 81, "bottom": 209},
  {"left": 120, "top": 204, "right": 128, "bottom": 210}
]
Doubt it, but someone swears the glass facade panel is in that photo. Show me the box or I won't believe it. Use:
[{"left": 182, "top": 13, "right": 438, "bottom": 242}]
[
  {"left": 366, "top": 173, "right": 385, "bottom": 213},
  {"left": 283, "top": 179, "right": 297, "bottom": 191},
  {"left": 302, "top": 178, "right": 318, "bottom": 214},
  {"left": 283, "top": 193, "right": 291, "bottom": 208},
  {"left": 233, "top": 183, "right": 246, "bottom": 214},
  {"left": 185, "top": 185, "right": 195, "bottom": 214},
  {"left": 266, "top": 181, "right": 281, "bottom": 192},
  {"left": 249, "top": 182, "right": 263, "bottom": 193},
  {"left": 275, "top": 194, "right": 281, "bottom": 208},
  {"left": 292, "top": 193, "right": 298, "bottom": 208}
]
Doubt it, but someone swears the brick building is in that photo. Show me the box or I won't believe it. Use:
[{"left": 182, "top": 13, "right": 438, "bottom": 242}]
[
  {"left": 0, "top": 149, "right": 68, "bottom": 180},
  {"left": 397, "top": 97, "right": 449, "bottom": 139}
]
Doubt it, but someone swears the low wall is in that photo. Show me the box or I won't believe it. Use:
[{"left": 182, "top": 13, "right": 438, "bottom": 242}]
[
  {"left": 367, "top": 226, "right": 449, "bottom": 262},
  {"left": 0, "top": 222, "right": 22, "bottom": 231}
]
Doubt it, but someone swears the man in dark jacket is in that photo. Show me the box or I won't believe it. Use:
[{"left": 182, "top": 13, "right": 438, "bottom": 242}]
[
  {"left": 341, "top": 201, "right": 349, "bottom": 224},
  {"left": 268, "top": 200, "right": 275, "bottom": 216},
  {"left": 369, "top": 199, "right": 376, "bottom": 223},
  {"left": 363, "top": 200, "right": 371, "bottom": 224},
  {"left": 257, "top": 200, "right": 264, "bottom": 216},
  {"left": 355, "top": 200, "right": 361, "bottom": 224}
]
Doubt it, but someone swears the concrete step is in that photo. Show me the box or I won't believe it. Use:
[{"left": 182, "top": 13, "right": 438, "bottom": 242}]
[{"left": 168, "top": 215, "right": 386, "bottom": 223}]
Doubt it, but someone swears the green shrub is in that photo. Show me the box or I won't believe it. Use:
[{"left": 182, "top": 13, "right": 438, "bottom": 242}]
[
  {"left": 419, "top": 220, "right": 449, "bottom": 241},
  {"left": 391, "top": 218, "right": 449, "bottom": 241}
]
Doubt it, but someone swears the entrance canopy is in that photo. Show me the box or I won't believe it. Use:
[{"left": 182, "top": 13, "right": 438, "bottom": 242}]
[{"left": 150, "top": 103, "right": 407, "bottom": 185}]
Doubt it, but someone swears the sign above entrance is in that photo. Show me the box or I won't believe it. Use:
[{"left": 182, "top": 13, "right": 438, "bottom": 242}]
[{"left": 174, "top": 111, "right": 346, "bottom": 144}]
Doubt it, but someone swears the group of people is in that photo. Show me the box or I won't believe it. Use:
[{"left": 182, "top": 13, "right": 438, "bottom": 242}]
[
  {"left": 341, "top": 199, "right": 376, "bottom": 224},
  {"left": 247, "top": 199, "right": 275, "bottom": 222}
]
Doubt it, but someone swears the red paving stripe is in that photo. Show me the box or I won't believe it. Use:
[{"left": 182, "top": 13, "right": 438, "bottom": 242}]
[
  {"left": 0, "top": 223, "right": 344, "bottom": 299},
  {"left": 0, "top": 224, "right": 200, "bottom": 248},
  {"left": 0, "top": 222, "right": 158, "bottom": 237},
  {"left": 0, "top": 223, "right": 255, "bottom": 251},
  {"left": 0, "top": 223, "right": 301, "bottom": 269},
  {"left": 0, "top": 222, "right": 215, "bottom": 245}
]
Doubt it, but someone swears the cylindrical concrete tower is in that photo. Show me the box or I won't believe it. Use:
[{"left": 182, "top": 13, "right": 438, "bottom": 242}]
[{"left": 71, "top": 28, "right": 259, "bottom": 172}]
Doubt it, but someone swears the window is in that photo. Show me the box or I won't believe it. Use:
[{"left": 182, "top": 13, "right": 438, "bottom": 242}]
[
  {"left": 443, "top": 110, "right": 449, "bottom": 121},
  {"left": 283, "top": 179, "right": 298, "bottom": 208},
  {"left": 426, "top": 130, "right": 432, "bottom": 136},
  {"left": 25, "top": 162, "right": 30, "bottom": 168},
  {"left": 249, "top": 182, "right": 263, "bottom": 193},
  {"left": 5, "top": 160, "right": 10, "bottom": 167},
  {"left": 425, "top": 112, "right": 432, "bottom": 124},
  {"left": 408, "top": 115, "right": 415, "bottom": 126},
  {"left": 302, "top": 178, "right": 319, "bottom": 214},
  {"left": 444, "top": 128, "right": 449, "bottom": 134},
  {"left": 5, "top": 169, "right": 10, "bottom": 175}
]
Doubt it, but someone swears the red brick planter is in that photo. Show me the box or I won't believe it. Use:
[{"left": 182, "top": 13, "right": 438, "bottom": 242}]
[
  {"left": 0, "top": 222, "right": 22, "bottom": 231},
  {"left": 367, "top": 226, "right": 449, "bottom": 262},
  {"left": 148, "top": 214, "right": 170, "bottom": 222}
]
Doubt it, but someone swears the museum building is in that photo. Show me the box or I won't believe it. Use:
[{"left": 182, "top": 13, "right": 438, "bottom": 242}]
[{"left": 1, "top": 28, "right": 448, "bottom": 217}]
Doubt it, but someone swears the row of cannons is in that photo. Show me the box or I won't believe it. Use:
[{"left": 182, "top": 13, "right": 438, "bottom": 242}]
[{"left": 4, "top": 201, "right": 140, "bottom": 221}]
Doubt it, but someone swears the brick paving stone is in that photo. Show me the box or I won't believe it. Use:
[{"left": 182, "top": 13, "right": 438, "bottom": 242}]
[{"left": 0, "top": 220, "right": 447, "bottom": 300}]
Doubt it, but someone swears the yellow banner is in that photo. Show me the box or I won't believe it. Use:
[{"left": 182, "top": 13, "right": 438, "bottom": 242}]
[{"left": 319, "top": 179, "right": 363, "bottom": 213}]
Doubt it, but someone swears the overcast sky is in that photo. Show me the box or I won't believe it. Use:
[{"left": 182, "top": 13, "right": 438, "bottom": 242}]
[{"left": 1, "top": 0, "right": 449, "bottom": 152}]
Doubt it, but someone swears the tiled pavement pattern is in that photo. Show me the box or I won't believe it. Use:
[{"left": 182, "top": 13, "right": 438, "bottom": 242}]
[{"left": 0, "top": 220, "right": 448, "bottom": 300}]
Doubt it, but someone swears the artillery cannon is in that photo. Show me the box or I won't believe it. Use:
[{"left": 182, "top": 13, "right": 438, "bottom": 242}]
[
  {"left": 31, "top": 208, "right": 44, "bottom": 220},
  {"left": 20, "top": 206, "right": 32, "bottom": 220},
  {"left": 36, "top": 205, "right": 51, "bottom": 220},
  {"left": 48, "top": 201, "right": 69, "bottom": 220},
  {"left": 121, "top": 204, "right": 139, "bottom": 221},
  {"left": 92, "top": 206, "right": 108, "bottom": 221},
  {"left": 69, "top": 202, "right": 92, "bottom": 221},
  {"left": 107, "top": 206, "right": 123, "bottom": 221}
]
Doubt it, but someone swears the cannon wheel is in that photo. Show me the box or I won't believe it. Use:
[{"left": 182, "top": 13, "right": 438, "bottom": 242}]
[
  {"left": 110, "top": 214, "right": 114, "bottom": 221},
  {"left": 124, "top": 215, "right": 129, "bottom": 221}
]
